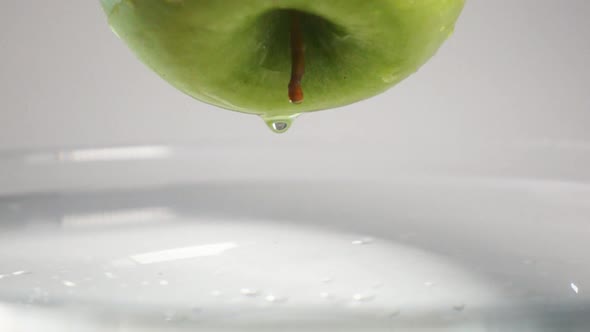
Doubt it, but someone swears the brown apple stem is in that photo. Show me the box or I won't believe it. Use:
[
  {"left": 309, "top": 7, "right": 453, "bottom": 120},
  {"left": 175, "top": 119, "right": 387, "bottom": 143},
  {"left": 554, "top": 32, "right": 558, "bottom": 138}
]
[{"left": 288, "top": 11, "right": 304, "bottom": 104}]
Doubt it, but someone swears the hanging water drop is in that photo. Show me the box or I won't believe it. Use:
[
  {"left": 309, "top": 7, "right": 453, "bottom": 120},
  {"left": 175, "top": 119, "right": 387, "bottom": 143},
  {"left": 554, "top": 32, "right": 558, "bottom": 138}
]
[
  {"left": 262, "top": 114, "right": 299, "bottom": 134},
  {"left": 273, "top": 121, "right": 288, "bottom": 131}
]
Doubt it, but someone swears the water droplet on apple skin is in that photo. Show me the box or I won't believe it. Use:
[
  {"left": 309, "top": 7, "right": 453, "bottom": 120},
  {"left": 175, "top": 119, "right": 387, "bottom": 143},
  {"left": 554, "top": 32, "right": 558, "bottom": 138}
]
[
  {"left": 109, "top": 25, "right": 121, "bottom": 39},
  {"left": 442, "top": 25, "right": 456, "bottom": 39}
]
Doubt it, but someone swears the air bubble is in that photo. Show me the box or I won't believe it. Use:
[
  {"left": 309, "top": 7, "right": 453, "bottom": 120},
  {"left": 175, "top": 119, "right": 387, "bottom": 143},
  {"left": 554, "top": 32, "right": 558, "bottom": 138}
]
[{"left": 62, "top": 280, "right": 77, "bottom": 287}]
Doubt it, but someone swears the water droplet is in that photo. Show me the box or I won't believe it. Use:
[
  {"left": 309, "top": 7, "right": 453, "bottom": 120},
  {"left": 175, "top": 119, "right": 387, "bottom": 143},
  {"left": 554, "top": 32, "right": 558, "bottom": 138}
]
[
  {"left": 62, "top": 280, "right": 76, "bottom": 287},
  {"left": 0, "top": 275, "right": 5, "bottom": 280},
  {"left": 261, "top": 115, "right": 298, "bottom": 134},
  {"left": 110, "top": 258, "right": 135, "bottom": 268},
  {"left": 12, "top": 271, "right": 30, "bottom": 276},
  {"left": 571, "top": 282, "right": 580, "bottom": 294},
  {"left": 210, "top": 290, "right": 222, "bottom": 297},
  {"left": 141, "top": 281, "right": 150, "bottom": 286},
  {"left": 382, "top": 72, "right": 402, "bottom": 84},
  {"left": 352, "top": 293, "right": 375, "bottom": 302},
  {"left": 321, "top": 277, "right": 333, "bottom": 283},
  {"left": 273, "top": 121, "right": 288, "bottom": 131},
  {"left": 453, "top": 304, "right": 465, "bottom": 312},
  {"left": 445, "top": 25, "right": 455, "bottom": 39},
  {"left": 240, "top": 288, "right": 259, "bottom": 297},
  {"left": 424, "top": 281, "right": 435, "bottom": 287},
  {"left": 352, "top": 237, "right": 374, "bottom": 245},
  {"left": 159, "top": 280, "right": 169, "bottom": 286},
  {"left": 109, "top": 25, "right": 121, "bottom": 39},
  {"left": 265, "top": 294, "right": 287, "bottom": 303},
  {"left": 104, "top": 272, "right": 116, "bottom": 279}
]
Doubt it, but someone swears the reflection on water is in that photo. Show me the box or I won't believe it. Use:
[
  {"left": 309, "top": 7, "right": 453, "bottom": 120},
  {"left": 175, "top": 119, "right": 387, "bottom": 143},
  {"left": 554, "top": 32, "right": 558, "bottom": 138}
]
[
  {"left": 62, "top": 207, "right": 175, "bottom": 228},
  {"left": 1, "top": 181, "right": 590, "bottom": 331},
  {"left": 58, "top": 146, "right": 172, "bottom": 163},
  {"left": 130, "top": 242, "right": 238, "bottom": 265}
]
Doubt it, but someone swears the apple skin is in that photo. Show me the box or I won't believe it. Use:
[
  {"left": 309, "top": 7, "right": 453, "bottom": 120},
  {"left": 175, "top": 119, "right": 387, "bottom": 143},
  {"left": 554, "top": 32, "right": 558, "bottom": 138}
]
[{"left": 101, "top": 0, "right": 464, "bottom": 121}]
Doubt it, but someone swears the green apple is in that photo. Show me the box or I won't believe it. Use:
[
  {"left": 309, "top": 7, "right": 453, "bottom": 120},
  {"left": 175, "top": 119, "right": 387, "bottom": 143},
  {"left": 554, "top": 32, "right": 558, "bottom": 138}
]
[{"left": 101, "top": 0, "right": 465, "bottom": 132}]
